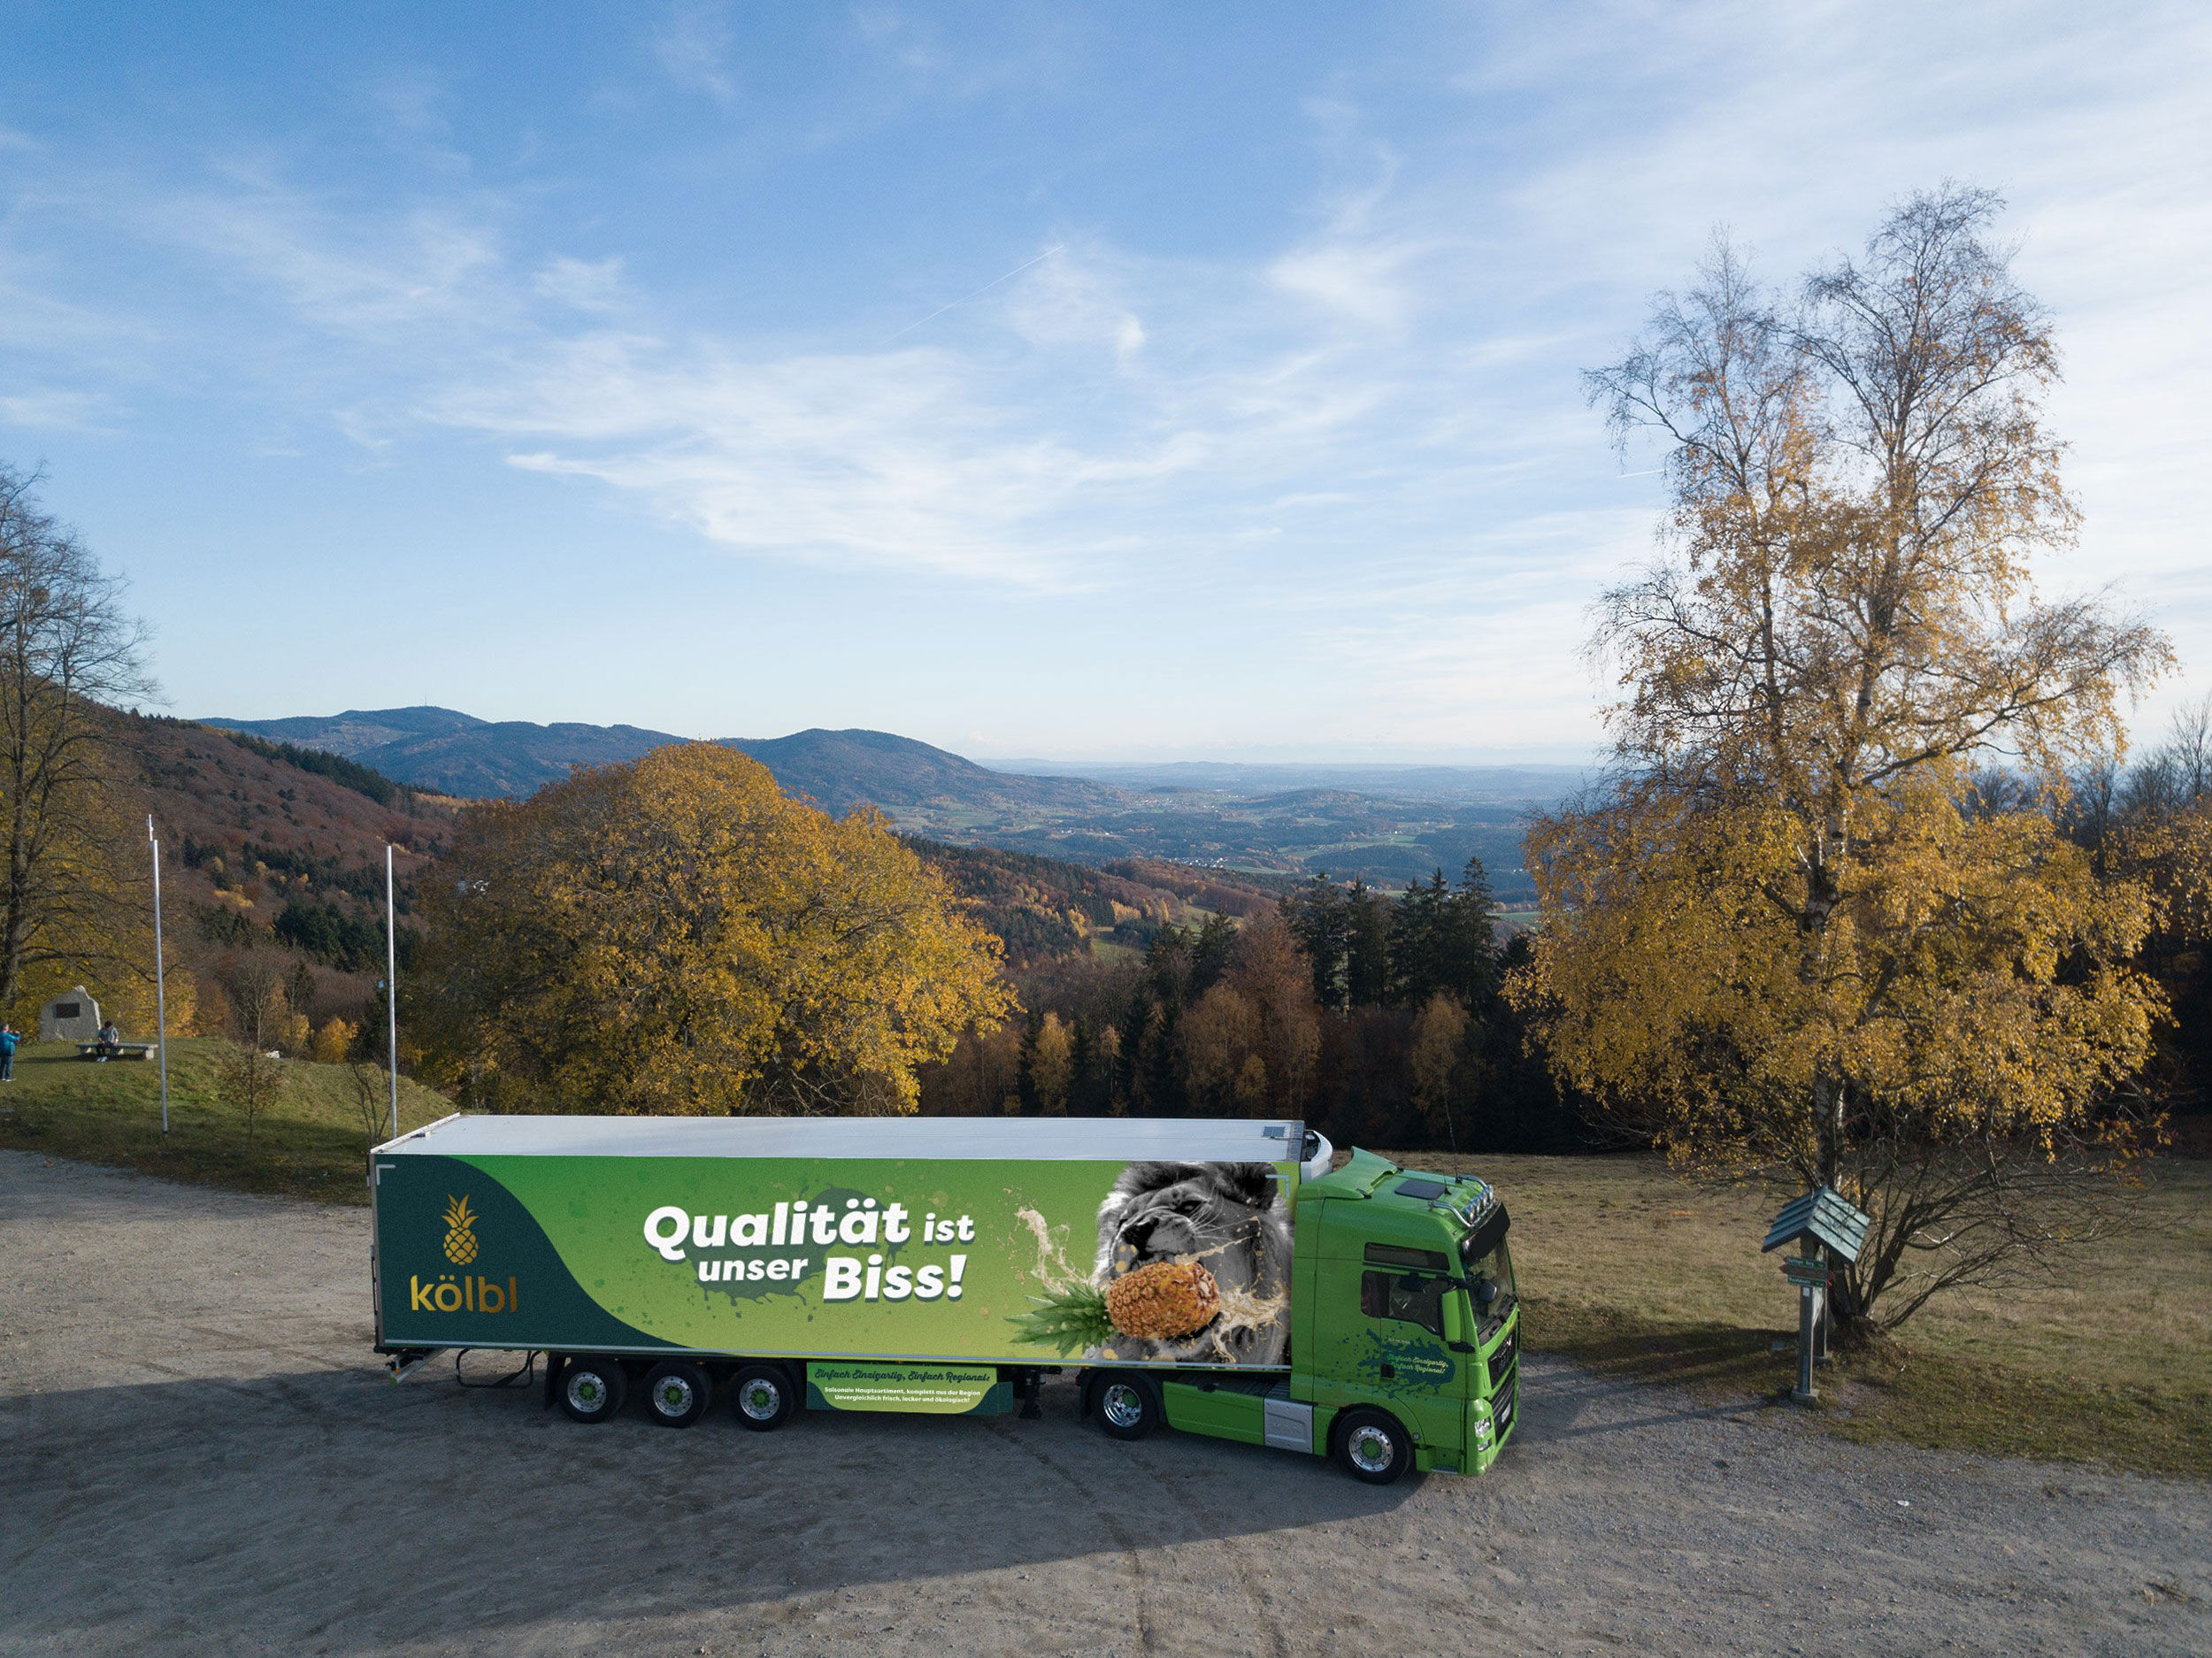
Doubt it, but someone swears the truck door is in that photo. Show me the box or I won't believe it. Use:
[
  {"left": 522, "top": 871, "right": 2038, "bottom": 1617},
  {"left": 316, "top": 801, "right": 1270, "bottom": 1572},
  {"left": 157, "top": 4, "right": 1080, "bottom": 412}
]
[{"left": 1316, "top": 1253, "right": 1467, "bottom": 1462}]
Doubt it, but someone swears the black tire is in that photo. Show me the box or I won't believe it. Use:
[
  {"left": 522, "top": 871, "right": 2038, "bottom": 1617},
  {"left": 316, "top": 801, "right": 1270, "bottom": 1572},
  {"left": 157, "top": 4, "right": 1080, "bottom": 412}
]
[
  {"left": 1333, "top": 1408, "right": 1413, "bottom": 1485},
  {"left": 558, "top": 1355, "right": 628, "bottom": 1424},
  {"left": 729, "top": 1362, "right": 795, "bottom": 1432},
  {"left": 642, "top": 1360, "right": 711, "bottom": 1428},
  {"left": 1092, "top": 1372, "right": 1163, "bottom": 1441}
]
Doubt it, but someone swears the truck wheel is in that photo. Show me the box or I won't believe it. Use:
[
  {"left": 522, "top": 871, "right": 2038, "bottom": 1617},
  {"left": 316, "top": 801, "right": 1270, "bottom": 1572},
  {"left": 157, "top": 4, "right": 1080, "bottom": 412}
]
[
  {"left": 1333, "top": 1409, "right": 1412, "bottom": 1485},
  {"left": 1094, "top": 1373, "right": 1162, "bottom": 1441},
  {"left": 559, "top": 1355, "right": 627, "bottom": 1424},
  {"left": 643, "top": 1360, "right": 710, "bottom": 1428},
  {"left": 729, "top": 1363, "right": 795, "bottom": 1432}
]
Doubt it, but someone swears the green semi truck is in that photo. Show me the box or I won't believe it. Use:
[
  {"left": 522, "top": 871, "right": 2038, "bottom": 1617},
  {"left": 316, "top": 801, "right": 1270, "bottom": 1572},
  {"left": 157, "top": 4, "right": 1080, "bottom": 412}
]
[{"left": 372, "top": 1115, "right": 1519, "bottom": 1483}]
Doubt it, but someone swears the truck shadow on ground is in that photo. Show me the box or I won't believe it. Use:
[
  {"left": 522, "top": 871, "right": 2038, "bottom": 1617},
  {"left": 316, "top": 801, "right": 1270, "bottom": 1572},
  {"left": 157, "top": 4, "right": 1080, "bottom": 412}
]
[{"left": 4, "top": 1362, "right": 1448, "bottom": 1652}]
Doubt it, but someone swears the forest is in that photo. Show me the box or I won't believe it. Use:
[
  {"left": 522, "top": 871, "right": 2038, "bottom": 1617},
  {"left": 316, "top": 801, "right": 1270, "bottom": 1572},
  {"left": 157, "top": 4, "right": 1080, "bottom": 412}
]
[{"left": 916, "top": 859, "right": 1584, "bottom": 1154}]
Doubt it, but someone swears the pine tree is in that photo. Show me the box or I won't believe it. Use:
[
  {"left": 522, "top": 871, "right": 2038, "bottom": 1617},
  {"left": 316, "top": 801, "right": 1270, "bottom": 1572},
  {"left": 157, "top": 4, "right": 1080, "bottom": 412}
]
[
  {"left": 1284, "top": 876, "right": 1349, "bottom": 1009},
  {"left": 1344, "top": 880, "right": 1391, "bottom": 1007},
  {"left": 1386, "top": 869, "right": 1451, "bottom": 1006},
  {"left": 1440, "top": 856, "right": 1500, "bottom": 1007}
]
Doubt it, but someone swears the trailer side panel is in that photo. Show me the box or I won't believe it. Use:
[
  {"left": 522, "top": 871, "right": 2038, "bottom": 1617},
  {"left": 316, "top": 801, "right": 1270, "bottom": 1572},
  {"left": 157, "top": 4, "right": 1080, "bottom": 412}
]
[{"left": 375, "top": 1148, "right": 1298, "bottom": 1369}]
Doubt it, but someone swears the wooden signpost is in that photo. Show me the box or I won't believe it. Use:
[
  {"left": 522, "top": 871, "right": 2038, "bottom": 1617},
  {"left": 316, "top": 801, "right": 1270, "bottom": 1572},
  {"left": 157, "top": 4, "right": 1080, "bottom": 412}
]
[{"left": 1761, "top": 1188, "right": 1871, "bottom": 1403}]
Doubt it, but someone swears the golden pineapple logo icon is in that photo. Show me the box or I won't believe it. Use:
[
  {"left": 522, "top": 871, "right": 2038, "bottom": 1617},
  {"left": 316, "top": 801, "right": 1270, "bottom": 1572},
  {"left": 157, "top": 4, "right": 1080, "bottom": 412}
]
[{"left": 442, "top": 1194, "right": 480, "bottom": 1265}]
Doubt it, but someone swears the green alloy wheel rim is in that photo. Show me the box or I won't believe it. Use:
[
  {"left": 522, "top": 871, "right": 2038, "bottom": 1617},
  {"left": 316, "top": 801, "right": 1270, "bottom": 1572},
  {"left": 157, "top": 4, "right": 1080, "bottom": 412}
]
[
  {"left": 741, "top": 1379, "right": 782, "bottom": 1420},
  {"left": 1347, "top": 1423, "right": 1395, "bottom": 1474}
]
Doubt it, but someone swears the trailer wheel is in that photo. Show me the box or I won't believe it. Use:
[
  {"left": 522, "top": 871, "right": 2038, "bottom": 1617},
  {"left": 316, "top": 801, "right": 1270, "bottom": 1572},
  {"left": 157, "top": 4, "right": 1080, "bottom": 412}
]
[
  {"left": 1094, "top": 1373, "right": 1162, "bottom": 1441},
  {"left": 729, "top": 1363, "right": 795, "bottom": 1432},
  {"left": 643, "top": 1360, "right": 710, "bottom": 1428},
  {"left": 1333, "top": 1409, "right": 1412, "bottom": 1485},
  {"left": 558, "top": 1355, "right": 627, "bottom": 1424}
]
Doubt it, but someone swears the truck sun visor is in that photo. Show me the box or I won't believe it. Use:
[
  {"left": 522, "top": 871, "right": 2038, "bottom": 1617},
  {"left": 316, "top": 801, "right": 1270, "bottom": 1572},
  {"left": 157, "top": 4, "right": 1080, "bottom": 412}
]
[{"left": 1464, "top": 1206, "right": 1510, "bottom": 1262}]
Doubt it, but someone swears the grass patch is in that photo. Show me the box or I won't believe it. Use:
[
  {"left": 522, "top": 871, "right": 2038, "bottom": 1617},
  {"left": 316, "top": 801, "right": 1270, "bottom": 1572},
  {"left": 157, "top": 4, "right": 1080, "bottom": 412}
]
[
  {"left": 1382, "top": 1148, "right": 2212, "bottom": 1479},
  {"left": 0, "top": 1040, "right": 451, "bottom": 1203}
]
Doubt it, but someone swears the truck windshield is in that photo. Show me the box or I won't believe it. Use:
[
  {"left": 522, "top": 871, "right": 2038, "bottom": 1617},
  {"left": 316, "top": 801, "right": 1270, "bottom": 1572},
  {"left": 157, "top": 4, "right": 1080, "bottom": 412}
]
[{"left": 1463, "top": 1238, "right": 1516, "bottom": 1334}]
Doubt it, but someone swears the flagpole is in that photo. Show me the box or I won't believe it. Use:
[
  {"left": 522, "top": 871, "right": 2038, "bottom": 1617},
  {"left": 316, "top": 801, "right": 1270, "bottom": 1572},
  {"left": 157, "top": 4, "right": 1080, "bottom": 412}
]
[
  {"left": 385, "top": 843, "right": 399, "bottom": 1140},
  {"left": 149, "top": 815, "right": 169, "bottom": 1137}
]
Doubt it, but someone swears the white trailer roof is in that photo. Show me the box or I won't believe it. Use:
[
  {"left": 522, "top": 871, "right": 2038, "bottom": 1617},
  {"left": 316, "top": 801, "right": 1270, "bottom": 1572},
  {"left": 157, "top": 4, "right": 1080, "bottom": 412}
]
[{"left": 374, "top": 1113, "right": 1309, "bottom": 1163}]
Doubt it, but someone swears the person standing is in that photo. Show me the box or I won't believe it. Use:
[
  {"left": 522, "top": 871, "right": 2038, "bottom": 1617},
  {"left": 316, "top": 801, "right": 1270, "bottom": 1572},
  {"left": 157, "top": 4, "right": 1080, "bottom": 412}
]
[{"left": 0, "top": 1024, "right": 18, "bottom": 1081}]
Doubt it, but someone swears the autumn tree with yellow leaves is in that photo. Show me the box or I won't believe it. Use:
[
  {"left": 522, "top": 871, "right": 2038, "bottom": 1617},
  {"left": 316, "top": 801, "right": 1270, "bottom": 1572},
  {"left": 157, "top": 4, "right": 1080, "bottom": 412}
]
[
  {"left": 412, "top": 743, "right": 1015, "bottom": 1116},
  {"left": 1516, "top": 188, "right": 2170, "bottom": 1334},
  {"left": 0, "top": 463, "right": 157, "bottom": 1028}
]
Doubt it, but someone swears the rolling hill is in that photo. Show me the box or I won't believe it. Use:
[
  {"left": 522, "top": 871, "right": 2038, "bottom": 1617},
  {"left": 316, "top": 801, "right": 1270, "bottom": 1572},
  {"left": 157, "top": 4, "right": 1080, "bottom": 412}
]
[
  {"left": 202, "top": 708, "right": 1112, "bottom": 815},
  {"left": 201, "top": 706, "right": 1559, "bottom": 897},
  {"left": 104, "top": 711, "right": 458, "bottom": 1033},
  {"left": 114, "top": 714, "right": 1270, "bottom": 1009}
]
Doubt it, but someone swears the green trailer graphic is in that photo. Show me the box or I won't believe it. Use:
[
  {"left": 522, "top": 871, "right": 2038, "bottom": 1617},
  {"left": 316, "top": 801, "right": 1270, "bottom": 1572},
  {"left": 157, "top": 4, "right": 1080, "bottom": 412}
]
[{"left": 372, "top": 1116, "right": 1521, "bottom": 1484}]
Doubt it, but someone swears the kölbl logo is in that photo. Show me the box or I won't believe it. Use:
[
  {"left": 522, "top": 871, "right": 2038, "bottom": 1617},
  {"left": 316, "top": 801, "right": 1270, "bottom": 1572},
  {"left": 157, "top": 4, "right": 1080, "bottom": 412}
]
[{"left": 411, "top": 1193, "right": 518, "bottom": 1314}]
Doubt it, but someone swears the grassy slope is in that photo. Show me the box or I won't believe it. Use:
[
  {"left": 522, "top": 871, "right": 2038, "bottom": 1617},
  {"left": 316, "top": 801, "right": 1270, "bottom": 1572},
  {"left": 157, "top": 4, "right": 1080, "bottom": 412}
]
[
  {"left": 4, "top": 1060, "right": 2202, "bottom": 1477},
  {"left": 1384, "top": 1150, "right": 2212, "bottom": 1480},
  {"left": 0, "top": 1040, "right": 453, "bottom": 1201}
]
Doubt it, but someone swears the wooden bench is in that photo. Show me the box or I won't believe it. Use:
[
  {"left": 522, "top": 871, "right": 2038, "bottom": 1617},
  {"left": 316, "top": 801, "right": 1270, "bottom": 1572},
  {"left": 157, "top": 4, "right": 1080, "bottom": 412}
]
[{"left": 76, "top": 1042, "right": 157, "bottom": 1061}]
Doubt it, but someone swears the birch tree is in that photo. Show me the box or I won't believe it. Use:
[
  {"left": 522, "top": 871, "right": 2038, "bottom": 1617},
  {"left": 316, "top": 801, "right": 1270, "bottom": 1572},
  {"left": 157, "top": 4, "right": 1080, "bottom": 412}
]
[{"left": 1516, "top": 188, "right": 2170, "bottom": 1333}]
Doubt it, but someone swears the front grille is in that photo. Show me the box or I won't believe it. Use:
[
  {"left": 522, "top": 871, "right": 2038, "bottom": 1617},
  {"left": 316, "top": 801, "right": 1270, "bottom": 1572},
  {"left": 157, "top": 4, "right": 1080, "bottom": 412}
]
[
  {"left": 1487, "top": 1330, "right": 1517, "bottom": 1391},
  {"left": 1494, "top": 1380, "right": 1516, "bottom": 1439}
]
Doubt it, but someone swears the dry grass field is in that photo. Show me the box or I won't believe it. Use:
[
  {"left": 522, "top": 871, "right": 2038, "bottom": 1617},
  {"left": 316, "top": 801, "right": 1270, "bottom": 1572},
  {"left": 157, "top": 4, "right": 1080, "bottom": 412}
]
[{"left": 1386, "top": 1149, "right": 2212, "bottom": 1479}]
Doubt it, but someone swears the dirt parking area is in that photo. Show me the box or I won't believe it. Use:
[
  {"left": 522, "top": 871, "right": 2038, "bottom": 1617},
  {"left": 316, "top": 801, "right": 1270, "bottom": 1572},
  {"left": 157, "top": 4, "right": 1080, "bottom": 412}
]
[{"left": 3, "top": 1150, "right": 2207, "bottom": 1658}]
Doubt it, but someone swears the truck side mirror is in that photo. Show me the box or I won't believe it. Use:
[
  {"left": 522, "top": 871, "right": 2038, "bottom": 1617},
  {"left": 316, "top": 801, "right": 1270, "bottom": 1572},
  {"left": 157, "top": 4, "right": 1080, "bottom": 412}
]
[
  {"left": 1474, "top": 1278, "right": 1499, "bottom": 1307},
  {"left": 1439, "top": 1284, "right": 1467, "bottom": 1347}
]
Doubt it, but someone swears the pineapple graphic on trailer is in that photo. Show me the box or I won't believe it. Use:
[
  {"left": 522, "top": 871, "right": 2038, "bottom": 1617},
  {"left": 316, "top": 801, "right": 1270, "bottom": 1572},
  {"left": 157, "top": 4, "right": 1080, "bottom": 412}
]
[
  {"left": 442, "top": 1195, "right": 480, "bottom": 1265},
  {"left": 1010, "top": 1261, "right": 1221, "bottom": 1354}
]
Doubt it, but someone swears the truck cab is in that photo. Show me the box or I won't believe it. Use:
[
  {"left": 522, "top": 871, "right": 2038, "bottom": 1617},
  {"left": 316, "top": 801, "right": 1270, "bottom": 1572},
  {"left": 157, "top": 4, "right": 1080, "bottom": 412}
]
[
  {"left": 1123, "top": 1148, "right": 1518, "bottom": 1484},
  {"left": 1292, "top": 1148, "right": 1518, "bottom": 1478}
]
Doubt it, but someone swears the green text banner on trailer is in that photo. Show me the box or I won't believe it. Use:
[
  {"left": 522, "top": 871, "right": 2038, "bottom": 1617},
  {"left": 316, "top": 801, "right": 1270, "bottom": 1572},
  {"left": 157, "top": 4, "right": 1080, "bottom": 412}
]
[{"left": 373, "top": 1117, "right": 1302, "bottom": 1368}]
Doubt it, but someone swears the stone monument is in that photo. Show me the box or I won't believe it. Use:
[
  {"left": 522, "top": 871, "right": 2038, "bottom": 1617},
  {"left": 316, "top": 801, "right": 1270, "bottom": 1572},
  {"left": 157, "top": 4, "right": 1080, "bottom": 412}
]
[{"left": 38, "top": 987, "right": 103, "bottom": 1043}]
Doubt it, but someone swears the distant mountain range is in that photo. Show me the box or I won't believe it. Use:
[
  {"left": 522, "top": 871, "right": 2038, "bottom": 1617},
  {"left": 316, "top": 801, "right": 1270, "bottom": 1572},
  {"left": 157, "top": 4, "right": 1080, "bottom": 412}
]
[
  {"left": 202, "top": 706, "right": 1111, "bottom": 814},
  {"left": 200, "top": 706, "right": 1572, "bottom": 896}
]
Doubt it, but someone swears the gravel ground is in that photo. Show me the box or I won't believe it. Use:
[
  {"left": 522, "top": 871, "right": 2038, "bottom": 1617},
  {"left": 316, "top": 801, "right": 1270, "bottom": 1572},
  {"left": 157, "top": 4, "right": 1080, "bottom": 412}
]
[{"left": 3, "top": 1149, "right": 2207, "bottom": 1658}]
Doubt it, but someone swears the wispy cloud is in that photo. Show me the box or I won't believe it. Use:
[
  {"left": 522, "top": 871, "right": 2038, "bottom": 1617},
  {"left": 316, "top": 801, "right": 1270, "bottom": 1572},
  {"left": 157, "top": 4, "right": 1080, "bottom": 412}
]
[
  {"left": 0, "top": 388, "right": 109, "bottom": 431},
  {"left": 145, "top": 169, "right": 507, "bottom": 339},
  {"left": 449, "top": 334, "right": 1213, "bottom": 585},
  {"left": 533, "top": 255, "right": 626, "bottom": 312},
  {"left": 653, "top": 1, "right": 739, "bottom": 107}
]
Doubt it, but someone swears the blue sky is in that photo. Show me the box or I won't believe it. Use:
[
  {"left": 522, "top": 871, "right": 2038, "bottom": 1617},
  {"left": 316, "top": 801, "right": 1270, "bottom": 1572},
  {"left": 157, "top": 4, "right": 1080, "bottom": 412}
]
[{"left": 3, "top": 3, "right": 2208, "bottom": 762}]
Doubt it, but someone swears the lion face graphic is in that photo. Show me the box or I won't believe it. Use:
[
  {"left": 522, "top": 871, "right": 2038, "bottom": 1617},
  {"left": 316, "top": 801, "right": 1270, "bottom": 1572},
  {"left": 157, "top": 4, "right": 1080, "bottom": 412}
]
[{"left": 1094, "top": 1161, "right": 1292, "bottom": 1366}]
